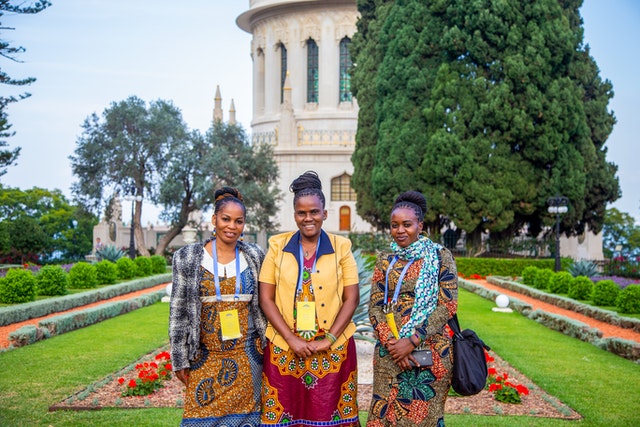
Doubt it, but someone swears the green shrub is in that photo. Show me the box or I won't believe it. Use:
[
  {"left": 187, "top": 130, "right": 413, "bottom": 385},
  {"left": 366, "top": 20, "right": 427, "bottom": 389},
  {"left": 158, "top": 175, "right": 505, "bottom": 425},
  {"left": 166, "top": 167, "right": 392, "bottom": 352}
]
[
  {"left": 567, "top": 259, "right": 599, "bottom": 278},
  {"left": 95, "top": 260, "right": 118, "bottom": 285},
  {"left": 533, "top": 268, "right": 553, "bottom": 290},
  {"left": 35, "top": 265, "right": 68, "bottom": 296},
  {"left": 116, "top": 257, "right": 137, "bottom": 280},
  {"left": 68, "top": 262, "right": 98, "bottom": 289},
  {"left": 0, "top": 269, "right": 37, "bottom": 303},
  {"left": 549, "top": 271, "right": 574, "bottom": 294},
  {"left": 521, "top": 266, "right": 539, "bottom": 286},
  {"left": 96, "top": 244, "right": 126, "bottom": 262},
  {"left": 134, "top": 256, "right": 152, "bottom": 277},
  {"left": 616, "top": 284, "right": 640, "bottom": 314},
  {"left": 150, "top": 255, "right": 167, "bottom": 274},
  {"left": 592, "top": 280, "right": 620, "bottom": 306},
  {"left": 568, "top": 276, "right": 594, "bottom": 301},
  {"left": 455, "top": 257, "right": 571, "bottom": 278}
]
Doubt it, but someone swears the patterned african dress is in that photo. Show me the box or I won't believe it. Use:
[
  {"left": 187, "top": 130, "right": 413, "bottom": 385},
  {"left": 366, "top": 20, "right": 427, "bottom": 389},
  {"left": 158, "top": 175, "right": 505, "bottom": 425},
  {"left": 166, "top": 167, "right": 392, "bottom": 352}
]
[
  {"left": 366, "top": 249, "right": 458, "bottom": 427},
  {"left": 181, "top": 254, "right": 263, "bottom": 427},
  {"left": 261, "top": 254, "right": 360, "bottom": 427}
]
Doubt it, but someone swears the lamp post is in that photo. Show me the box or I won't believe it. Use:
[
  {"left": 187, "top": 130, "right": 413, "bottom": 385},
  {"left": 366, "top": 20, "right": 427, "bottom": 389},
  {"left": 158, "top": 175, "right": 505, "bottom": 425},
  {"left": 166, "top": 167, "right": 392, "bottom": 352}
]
[
  {"left": 123, "top": 185, "right": 142, "bottom": 259},
  {"left": 547, "top": 196, "right": 569, "bottom": 272}
]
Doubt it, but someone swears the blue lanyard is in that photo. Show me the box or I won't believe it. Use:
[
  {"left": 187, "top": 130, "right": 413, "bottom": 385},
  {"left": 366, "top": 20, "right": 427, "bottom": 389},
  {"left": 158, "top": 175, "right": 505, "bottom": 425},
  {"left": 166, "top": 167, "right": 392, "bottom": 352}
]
[
  {"left": 384, "top": 256, "right": 413, "bottom": 309},
  {"left": 297, "top": 234, "right": 321, "bottom": 294},
  {"left": 212, "top": 239, "right": 242, "bottom": 301}
]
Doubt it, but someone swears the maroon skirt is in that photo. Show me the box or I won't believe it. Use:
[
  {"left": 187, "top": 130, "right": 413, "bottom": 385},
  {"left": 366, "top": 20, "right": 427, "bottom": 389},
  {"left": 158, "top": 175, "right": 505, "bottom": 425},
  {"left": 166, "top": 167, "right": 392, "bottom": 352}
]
[{"left": 260, "top": 337, "right": 360, "bottom": 427}]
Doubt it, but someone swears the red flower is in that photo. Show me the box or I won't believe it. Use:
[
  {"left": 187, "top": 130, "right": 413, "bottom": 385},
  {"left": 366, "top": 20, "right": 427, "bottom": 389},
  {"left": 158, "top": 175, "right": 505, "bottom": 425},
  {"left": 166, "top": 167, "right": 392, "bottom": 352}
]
[
  {"left": 516, "top": 384, "right": 530, "bottom": 395},
  {"left": 128, "top": 379, "right": 137, "bottom": 388},
  {"left": 118, "top": 377, "right": 125, "bottom": 385},
  {"left": 488, "top": 367, "right": 497, "bottom": 376},
  {"left": 489, "top": 383, "right": 502, "bottom": 392},
  {"left": 165, "top": 363, "right": 172, "bottom": 370}
]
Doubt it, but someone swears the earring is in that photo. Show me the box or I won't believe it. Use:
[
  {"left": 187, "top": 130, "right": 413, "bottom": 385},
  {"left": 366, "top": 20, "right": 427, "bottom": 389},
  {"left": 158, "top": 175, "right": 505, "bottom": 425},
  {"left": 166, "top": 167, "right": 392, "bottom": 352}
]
[
  {"left": 212, "top": 227, "right": 216, "bottom": 238},
  {"left": 240, "top": 232, "right": 244, "bottom": 241}
]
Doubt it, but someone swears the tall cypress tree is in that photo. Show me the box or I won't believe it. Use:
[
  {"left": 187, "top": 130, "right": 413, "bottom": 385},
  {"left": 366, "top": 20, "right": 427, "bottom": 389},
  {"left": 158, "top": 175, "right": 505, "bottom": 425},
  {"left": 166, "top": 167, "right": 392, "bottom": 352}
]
[{"left": 352, "top": 0, "right": 619, "bottom": 241}]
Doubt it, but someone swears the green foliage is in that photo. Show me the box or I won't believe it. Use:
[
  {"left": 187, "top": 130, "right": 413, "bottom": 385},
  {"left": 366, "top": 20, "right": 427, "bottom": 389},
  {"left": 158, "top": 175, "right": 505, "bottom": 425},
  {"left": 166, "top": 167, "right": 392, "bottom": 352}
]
[
  {"left": 352, "top": 249, "right": 375, "bottom": 340},
  {"left": 350, "top": 0, "right": 619, "bottom": 239},
  {"left": 68, "top": 262, "right": 98, "bottom": 289},
  {"left": 616, "top": 284, "right": 640, "bottom": 314},
  {"left": 134, "top": 256, "right": 152, "bottom": 277},
  {"left": 592, "top": 280, "right": 620, "bottom": 307},
  {"left": 348, "top": 232, "right": 391, "bottom": 254},
  {"left": 549, "top": 271, "right": 574, "bottom": 294},
  {"left": 96, "top": 245, "right": 126, "bottom": 262},
  {"left": 568, "top": 276, "right": 594, "bottom": 301},
  {"left": 116, "top": 257, "right": 137, "bottom": 280},
  {"left": 35, "top": 265, "right": 68, "bottom": 296},
  {"left": 455, "top": 257, "right": 568, "bottom": 278},
  {"left": 0, "top": 268, "right": 36, "bottom": 303},
  {"left": 602, "top": 207, "right": 640, "bottom": 259},
  {"left": 95, "top": 260, "right": 118, "bottom": 285},
  {"left": 150, "top": 255, "right": 167, "bottom": 274},
  {"left": 532, "top": 268, "right": 553, "bottom": 291},
  {"left": 520, "top": 266, "right": 539, "bottom": 287},
  {"left": 0, "top": 186, "right": 97, "bottom": 263},
  {"left": 567, "top": 260, "right": 599, "bottom": 278}
]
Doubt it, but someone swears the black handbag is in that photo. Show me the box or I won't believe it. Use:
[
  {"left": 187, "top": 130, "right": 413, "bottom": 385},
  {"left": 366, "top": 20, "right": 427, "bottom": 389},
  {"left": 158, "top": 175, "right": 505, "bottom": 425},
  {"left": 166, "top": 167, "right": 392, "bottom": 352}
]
[{"left": 447, "top": 313, "right": 491, "bottom": 396}]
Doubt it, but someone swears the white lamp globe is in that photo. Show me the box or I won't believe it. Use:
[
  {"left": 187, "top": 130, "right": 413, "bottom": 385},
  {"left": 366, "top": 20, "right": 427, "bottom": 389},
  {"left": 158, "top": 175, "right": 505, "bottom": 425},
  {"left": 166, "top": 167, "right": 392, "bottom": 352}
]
[{"left": 495, "top": 294, "right": 510, "bottom": 309}]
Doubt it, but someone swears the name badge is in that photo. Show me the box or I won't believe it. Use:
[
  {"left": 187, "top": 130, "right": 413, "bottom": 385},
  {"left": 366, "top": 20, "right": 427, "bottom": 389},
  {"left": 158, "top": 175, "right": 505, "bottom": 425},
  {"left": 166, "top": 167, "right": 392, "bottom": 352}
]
[
  {"left": 220, "top": 309, "right": 242, "bottom": 340},
  {"left": 296, "top": 301, "right": 316, "bottom": 331},
  {"left": 385, "top": 312, "right": 400, "bottom": 339}
]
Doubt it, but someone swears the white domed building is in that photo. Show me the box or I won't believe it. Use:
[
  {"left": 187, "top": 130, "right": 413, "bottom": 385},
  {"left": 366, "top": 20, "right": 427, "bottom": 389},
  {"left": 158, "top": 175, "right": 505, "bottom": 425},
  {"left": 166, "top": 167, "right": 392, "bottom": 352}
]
[{"left": 237, "top": 0, "right": 373, "bottom": 234}]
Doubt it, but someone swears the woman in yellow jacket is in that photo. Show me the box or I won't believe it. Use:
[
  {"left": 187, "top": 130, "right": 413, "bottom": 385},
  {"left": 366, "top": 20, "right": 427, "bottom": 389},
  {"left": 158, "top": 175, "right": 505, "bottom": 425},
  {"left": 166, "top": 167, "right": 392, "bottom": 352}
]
[{"left": 259, "top": 171, "right": 360, "bottom": 427}]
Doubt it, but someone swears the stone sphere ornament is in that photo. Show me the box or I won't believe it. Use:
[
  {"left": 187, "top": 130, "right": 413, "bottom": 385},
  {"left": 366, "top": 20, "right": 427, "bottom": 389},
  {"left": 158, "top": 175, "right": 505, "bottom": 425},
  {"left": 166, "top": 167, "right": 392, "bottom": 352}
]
[
  {"left": 496, "top": 294, "right": 509, "bottom": 308},
  {"left": 493, "top": 294, "right": 513, "bottom": 312}
]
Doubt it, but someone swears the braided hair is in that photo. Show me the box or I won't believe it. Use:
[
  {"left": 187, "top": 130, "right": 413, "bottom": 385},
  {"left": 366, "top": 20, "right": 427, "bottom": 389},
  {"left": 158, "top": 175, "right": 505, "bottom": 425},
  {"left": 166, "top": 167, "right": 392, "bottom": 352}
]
[
  {"left": 214, "top": 186, "right": 246, "bottom": 216},
  {"left": 289, "top": 171, "right": 326, "bottom": 208},
  {"left": 392, "top": 190, "right": 426, "bottom": 225}
]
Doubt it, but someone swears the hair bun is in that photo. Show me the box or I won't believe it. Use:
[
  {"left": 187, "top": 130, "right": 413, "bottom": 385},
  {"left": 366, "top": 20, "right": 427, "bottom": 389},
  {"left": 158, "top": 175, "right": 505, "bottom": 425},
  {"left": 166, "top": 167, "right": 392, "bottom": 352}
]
[
  {"left": 394, "top": 190, "right": 427, "bottom": 215},
  {"left": 214, "top": 186, "right": 243, "bottom": 203},
  {"left": 289, "top": 171, "right": 322, "bottom": 194}
]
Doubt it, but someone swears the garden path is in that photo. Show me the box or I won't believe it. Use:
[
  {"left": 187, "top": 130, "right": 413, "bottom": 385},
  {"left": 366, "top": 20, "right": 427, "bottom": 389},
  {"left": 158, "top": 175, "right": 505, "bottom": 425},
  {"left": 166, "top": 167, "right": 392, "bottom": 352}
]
[
  {"left": 469, "top": 278, "right": 640, "bottom": 343},
  {"left": 0, "top": 283, "right": 169, "bottom": 349}
]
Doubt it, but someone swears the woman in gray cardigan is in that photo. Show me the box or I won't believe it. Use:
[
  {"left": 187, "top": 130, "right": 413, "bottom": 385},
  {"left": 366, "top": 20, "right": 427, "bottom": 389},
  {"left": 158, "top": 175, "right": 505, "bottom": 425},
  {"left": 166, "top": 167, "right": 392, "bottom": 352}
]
[{"left": 169, "top": 187, "right": 267, "bottom": 427}]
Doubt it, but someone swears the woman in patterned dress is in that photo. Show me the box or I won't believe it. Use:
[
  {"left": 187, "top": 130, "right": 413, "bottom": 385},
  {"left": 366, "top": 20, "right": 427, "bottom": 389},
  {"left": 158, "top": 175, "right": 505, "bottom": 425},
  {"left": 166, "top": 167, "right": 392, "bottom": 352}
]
[
  {"left": 169, "top": 187, "right": 267, "bottom": 427},
  {"left": 367, "top": 191, "right": 458, "bottom": 427},
  {"left": 259, "top": 171, "right": 361, "bottom": 427}
]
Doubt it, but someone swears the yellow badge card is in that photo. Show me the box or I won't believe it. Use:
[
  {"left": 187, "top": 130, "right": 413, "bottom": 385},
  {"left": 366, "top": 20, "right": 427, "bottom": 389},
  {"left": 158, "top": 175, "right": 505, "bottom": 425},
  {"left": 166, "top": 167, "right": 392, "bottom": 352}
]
[
  {"left": 385, "top": 312, "right": 400, "bottom": 339},
  {"left": 219, "top": 309, "right": 241, "bottom": 340},
  {"left": 296, "top": 301, "right": 316, "bottom": 331}
]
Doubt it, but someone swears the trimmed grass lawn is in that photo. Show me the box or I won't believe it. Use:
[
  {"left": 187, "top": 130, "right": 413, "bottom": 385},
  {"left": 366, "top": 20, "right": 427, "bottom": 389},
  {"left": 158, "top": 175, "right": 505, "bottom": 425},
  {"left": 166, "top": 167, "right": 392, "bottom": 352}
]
[{"left": 1, "top": 290, "right": 639, "bottom": 426}]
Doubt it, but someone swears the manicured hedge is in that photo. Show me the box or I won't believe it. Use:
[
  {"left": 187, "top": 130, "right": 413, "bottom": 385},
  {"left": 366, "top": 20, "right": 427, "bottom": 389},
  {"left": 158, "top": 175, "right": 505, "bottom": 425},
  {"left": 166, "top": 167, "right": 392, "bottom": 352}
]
[
  {"left": 460, "top": 277, "right": 640, "bottom": 363},
  {"left": 9, "top": 290, "right": 165, "bottom": 348},
  {"left": 0, "top": 273, "right": 171, "bottom": 326},
  {"left": 455, "top": 257, "right": 572, "bottom": 278}
]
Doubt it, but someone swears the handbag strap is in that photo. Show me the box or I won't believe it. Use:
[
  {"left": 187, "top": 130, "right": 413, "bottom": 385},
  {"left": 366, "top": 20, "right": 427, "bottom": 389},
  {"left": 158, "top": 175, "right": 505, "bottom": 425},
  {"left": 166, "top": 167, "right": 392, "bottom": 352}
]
[{"left": 447, "top": 313, "right": 461, "bottom": 335}]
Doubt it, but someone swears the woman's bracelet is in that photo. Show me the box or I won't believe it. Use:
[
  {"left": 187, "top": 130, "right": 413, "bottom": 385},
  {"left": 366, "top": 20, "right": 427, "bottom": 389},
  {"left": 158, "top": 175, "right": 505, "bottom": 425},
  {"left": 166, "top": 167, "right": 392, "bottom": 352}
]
[
  {"left": 325, "top": 331, "right": 337, "bottom": 344},
  {"left": 409, "top": 334, "right": 419, "bottom": 348}
]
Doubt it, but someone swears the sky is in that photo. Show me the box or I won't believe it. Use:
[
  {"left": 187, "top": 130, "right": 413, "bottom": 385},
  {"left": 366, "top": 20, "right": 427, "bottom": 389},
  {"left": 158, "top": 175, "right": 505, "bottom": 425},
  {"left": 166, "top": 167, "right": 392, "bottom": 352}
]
[{"left": 2, "top": 0, "right": 639, "bottom": 225}]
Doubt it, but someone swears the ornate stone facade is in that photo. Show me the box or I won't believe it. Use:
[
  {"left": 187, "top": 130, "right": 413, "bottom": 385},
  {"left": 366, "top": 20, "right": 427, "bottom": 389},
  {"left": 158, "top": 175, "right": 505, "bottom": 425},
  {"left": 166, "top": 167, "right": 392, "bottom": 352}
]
[{"left": 238, "top": 0, "right": 372, "bottom": 234}]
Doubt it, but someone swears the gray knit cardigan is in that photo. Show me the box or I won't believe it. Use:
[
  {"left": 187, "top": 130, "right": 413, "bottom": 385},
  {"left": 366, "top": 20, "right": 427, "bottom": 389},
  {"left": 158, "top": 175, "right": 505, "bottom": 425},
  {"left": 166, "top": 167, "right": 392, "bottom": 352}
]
[{"left": 168, "top": 238, "right": 267, "bottom": 371}]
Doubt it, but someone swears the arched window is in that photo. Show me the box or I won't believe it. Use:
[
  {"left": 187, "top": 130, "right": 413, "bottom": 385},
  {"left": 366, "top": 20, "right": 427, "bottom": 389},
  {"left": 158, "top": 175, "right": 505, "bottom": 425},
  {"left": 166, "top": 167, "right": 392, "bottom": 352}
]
[
  {"left": 339, "top": 206, "right": 351, "bottom": 231},
  {"left": 339, "top": 37, "right": 352, "bottom": 102},
  {"left": 306, "top": 38, "right": 318, "bottom": 103},
  {"left": 331, "top": 173, "right": 357, "bottom": 201},
  {"left": 278, "top": 42, "right": 287, "bottom": 104}
]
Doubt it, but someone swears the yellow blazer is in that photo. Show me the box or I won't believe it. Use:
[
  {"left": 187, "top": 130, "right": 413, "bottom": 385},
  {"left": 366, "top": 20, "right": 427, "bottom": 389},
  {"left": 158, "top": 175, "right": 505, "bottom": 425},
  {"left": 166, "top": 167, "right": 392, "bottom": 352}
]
[{"left": 259, "top": 230, "right": 359, "bottom": 350}]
